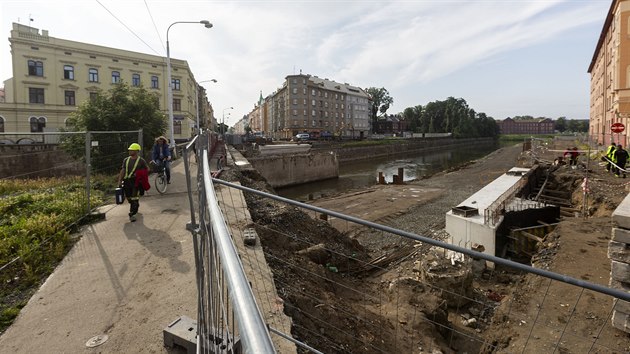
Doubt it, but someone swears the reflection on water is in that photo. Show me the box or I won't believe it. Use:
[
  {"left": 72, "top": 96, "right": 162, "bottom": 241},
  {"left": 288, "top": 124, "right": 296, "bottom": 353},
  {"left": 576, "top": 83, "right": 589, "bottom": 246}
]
[{"left": 276, "top": 142, "right": 500, "bottom": 200}]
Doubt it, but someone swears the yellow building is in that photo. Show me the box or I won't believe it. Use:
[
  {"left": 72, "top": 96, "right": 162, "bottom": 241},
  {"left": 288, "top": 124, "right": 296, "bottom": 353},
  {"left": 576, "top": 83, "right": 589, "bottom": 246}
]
[
  {"left": 589, "top": 0, "right": 630, "bottom": 146},
  {"left": 0, "top": 23, "right": 212, "bottom": 141}
]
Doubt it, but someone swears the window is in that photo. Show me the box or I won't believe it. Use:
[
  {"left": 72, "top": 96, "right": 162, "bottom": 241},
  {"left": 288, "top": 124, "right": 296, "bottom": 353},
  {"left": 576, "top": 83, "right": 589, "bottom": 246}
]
[
  {"left": 172, "top": 79, "right": 181, "bottom": 90},
  {"left": 312, "top": 99, "right": 316, "bottom": 106},
  {"left": 293, "top": 109, "right": 297, "bottom": 116},
  {"left": 303, "top": 98, "right": 307, "bottom": 105},
  {"left": 89, "top": 68, "right": 99, "bottom": 82},
  {"left": 174, "top": 120, "right": 182, "bottom": 134},
  {"left": 325, "top": 92, "right": 328, "bottom": 98},
  {"left": 89, "top": 92, "right": 98, "bottom": 101},
  {"left": 312, "top": 89, "right": 316, "bottom": 96},
  {"left": 292, "top": 78, "right": 297, "bottom": 84},
  {"left": 64, "top": 118, "right": 74, "bottom": 129},
  {"left": 173, "top": 98, "right": 181, "bottom": 111},
  {"left": 28, "top": 60, "right": 43, "bottom": 76},
  {"left": 112, "top": 71, "right": 121, "bottom": 84},
  {"left": 30, "top": 117, "right": 46, "bottom": 132},
  {"left": 292, "top": 88, "right": 297, "bottom": 94},
  {"left": 0, "top": 117, "right": 4, "bottom": 133},
  {"left": 303, "top": 88, "right": 306, "bottom": 94},
  {"left": 29, "top": 88, "right": 45, "bottom": 104},
  {"left": 64, "top": 90, "right": 75, "bottom": 106},
  {"left": 293, "top": 99, "right": 297, "bottom": 105},
  {"left": 312, "top": 110, "right": 316, "bottom": 117},
  {"left": 132, "top": 73, "right": 141, "bottom": 86},
  {"left": 151, "top": 76, "right": 159, "bottom": 89},
  {"left": 63, "top": 65, "right": 74, "bottom": 80}
]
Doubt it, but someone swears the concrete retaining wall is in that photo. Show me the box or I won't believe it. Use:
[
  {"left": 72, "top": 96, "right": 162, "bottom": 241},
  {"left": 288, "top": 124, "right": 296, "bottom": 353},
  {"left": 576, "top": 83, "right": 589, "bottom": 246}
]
[
  {"left": 333, "top": 137, "right": 495, "bottom": 163},
  {"left": 610, "top": 195, "right": 630, "bottom": 333},
  {"left": 249, "top": 151, "right": 338, "bottom": 188},
  {"left": 0, "top": 144, "right": 84, "bottom": 178}
]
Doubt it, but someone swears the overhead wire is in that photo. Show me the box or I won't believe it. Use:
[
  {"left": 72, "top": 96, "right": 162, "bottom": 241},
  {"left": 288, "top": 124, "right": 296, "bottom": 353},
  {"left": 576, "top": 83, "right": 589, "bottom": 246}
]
[
  {"left": 94, "top": 0, "right": 160, "bottom": 55},
  {"left": 143, "top": 0, "right": 166, "bottom": 53}
]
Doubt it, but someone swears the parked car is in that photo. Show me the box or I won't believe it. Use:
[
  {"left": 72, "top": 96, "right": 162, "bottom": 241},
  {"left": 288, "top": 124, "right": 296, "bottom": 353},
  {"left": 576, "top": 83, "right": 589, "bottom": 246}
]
[{"left": 295, "top": 133, "right": 310, "bottom": 141}]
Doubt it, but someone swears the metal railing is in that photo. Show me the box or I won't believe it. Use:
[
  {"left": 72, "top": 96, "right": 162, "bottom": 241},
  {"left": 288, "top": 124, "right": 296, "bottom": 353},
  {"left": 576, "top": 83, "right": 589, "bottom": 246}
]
[{"left": 182, "top": 133, "right": 276, "bottom": 353}]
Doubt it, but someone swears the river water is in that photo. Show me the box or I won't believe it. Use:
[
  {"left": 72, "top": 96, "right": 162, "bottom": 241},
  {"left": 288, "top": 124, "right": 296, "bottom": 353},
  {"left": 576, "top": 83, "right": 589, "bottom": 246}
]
[{"left": 276, "top": 141, "right": 502, "bottom": 200}]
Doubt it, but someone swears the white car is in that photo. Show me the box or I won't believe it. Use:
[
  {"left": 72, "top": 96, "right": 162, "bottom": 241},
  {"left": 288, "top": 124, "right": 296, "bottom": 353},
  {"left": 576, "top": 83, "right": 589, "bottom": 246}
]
[{"left": 295, "top": 133, "right": 310, "bottom": 141}]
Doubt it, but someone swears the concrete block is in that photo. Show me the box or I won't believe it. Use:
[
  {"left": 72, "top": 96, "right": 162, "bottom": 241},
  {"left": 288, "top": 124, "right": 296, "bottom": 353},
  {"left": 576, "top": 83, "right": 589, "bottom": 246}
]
[
  {"left": 612, "top": 194, "right": 630, "bottom": 229},
  {"left": 609, "top": 241, "right": 630, "bottom": 263},
  {"left": 613, "top": 228, "right": 630, "bottom": 244},
  {"left": 611, "top": 260, "right": 630, "bottom": 283},
  {"left": 612, "top": 310, "right": 630, "bottom": 333},
  {"left": 609, "top": 278, "right": 630, "bottom": 292},
  {"left": 163, "top": 315, "right": 197, "bottom": 353},
  {"left": 243, "top": 228, "right": 257, "bottom": 247}
]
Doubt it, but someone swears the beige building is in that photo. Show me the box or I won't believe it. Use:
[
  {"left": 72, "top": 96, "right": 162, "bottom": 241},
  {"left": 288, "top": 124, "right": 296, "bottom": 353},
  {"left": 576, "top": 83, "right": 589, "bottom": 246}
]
[
  {"left": 589, "top": 0, "right": 630, "bottom": 146},
  {"left": 0, "top": 23, "right": 213, "bottom": 141},
  {"left": 245, "top": 74, "right": 370, "bottom": 140}
]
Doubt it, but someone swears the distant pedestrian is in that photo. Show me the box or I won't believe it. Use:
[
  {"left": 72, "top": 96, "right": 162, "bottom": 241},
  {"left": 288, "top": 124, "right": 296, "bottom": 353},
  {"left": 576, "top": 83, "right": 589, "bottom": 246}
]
[
  {"left": 614, "top": 144, "right": 629, "bottom": 178},
  {"left": 606, "top": 142, "right": 617, "bottom": 172},
  {"left": 568, "top": 147, "right": 579, "bottom": 166},
  {"left": 117, "top": 143, "right": 149, "bottom": 222}
]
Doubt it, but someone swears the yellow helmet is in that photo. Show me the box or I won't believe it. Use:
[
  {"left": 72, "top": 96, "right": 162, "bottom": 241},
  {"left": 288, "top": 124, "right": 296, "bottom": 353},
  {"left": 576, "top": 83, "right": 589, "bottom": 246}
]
[{"left": 128, "top": 143, "right": 142, "bottom": 151}]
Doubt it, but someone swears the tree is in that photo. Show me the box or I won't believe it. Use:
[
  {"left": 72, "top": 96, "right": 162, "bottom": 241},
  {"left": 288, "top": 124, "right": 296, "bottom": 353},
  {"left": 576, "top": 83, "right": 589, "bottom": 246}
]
[
  {"left": 64, "top": 82, "right": 167, "bottom": 172},
  {"left": 365, "top": 87, "right": 394, "bottom": 133},
  {"left": 555, "top": 117, "right": 567, "bottom": 132}
]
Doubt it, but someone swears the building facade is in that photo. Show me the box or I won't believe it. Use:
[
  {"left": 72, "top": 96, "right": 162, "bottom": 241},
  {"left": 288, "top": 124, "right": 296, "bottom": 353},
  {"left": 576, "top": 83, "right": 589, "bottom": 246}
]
[
  {"left": 589, "top": 0, "right": 630, "bottom": 146},
  {"left": 0, "top": 23, "right": 212, "bottom": 141},
  {"left": 245, "top": 74, "right": 370, "bottom": 140},
  {"left": 495, "top": 118, "right": 555, "bottom": 134}
]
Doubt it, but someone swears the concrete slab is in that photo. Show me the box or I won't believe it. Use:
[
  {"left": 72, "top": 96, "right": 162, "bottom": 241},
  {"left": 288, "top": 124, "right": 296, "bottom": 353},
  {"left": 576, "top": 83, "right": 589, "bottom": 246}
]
[{"left": 612, "top": 193, "right": 630, "bottom": 229}]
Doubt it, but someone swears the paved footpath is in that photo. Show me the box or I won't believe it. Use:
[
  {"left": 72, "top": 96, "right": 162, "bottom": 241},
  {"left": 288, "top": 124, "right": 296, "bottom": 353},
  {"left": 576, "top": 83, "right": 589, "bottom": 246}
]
[{"left": 0, "top": 159, "right": 198, "bottom": 353}]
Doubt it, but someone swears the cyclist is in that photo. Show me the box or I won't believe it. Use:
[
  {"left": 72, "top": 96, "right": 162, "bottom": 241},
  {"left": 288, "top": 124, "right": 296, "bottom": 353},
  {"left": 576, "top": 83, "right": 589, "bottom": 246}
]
[
  {"left": 117, "top": 143, "right": 149, "bottom": 222},
  {"left": 151, "top": 136, "right": 172, "bottom": 184}
]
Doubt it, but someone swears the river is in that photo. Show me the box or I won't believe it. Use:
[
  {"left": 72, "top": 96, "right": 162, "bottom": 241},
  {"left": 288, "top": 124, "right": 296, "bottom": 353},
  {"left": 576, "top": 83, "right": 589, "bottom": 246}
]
[{"left": 276, "top": 141, "right": 504, "bottom": 200}]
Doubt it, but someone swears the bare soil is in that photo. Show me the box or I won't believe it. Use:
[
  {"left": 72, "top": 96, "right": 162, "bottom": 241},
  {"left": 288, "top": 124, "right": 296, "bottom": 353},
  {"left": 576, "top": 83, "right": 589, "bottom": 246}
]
[{"left": 226, "top": 141, "right": 630, "bottom": 353}]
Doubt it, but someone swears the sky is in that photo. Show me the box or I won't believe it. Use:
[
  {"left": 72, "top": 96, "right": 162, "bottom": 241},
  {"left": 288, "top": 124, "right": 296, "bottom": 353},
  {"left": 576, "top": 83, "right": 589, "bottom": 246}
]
[{"left": 0, "top": 0, "right": 613, "bottom": 126}]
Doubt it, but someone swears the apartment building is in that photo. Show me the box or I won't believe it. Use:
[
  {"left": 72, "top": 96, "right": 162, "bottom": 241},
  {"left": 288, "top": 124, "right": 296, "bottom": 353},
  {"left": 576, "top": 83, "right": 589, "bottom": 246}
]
[
  {"left": 589, "top": 0, "right": 630, "bottom": 146},
  {"left": 246, "top": 74, "right": 370, "bottom": 140},
  {"left": 0, "top": 23, "right": 210, "bottom": 141},
  {"left": 495, "top": 117, "right": 555, "bottom": 135}
]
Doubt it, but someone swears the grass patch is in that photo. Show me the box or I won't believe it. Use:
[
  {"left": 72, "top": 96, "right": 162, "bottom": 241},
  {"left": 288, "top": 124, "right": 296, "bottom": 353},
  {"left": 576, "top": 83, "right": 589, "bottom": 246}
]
[
  {"left": 498, "top": 134, "right": 555, "bottom": 142},
  {"left": 0, "top": 174, "right": 115, "bottom": 334},
  {"left": 340, "top": 138, "right": 407, "bottom": 148}
]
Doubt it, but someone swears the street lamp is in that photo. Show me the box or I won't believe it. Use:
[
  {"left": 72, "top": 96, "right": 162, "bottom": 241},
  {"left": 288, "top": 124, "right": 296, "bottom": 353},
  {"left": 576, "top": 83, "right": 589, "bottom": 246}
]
[
  {"left": 222, "top": 107, "right": 234, "bottom": 137},
  {"left": 195, "top": 79, "right": 217, "bottom": 134},
  {"left": 166, "top": 20, "right": 212, "bottom": 154}
]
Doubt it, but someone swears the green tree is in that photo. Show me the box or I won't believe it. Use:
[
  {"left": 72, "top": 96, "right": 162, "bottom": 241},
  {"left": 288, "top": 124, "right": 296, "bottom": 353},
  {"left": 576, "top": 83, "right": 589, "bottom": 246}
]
[
  {"left": 64, "top": 82, "right": 167, "bottom": 172},
  {"left": 365, "top": 87, "right": 394, "bottom": 133},
  {"left": 555, "top": 117, "right": 567, "bottom": 132}
]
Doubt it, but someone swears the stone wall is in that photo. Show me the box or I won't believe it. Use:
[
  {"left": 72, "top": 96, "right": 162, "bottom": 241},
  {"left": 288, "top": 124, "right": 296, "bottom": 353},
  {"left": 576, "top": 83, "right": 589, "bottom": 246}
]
[
  {"left": 0, "top": 144, "right": 84, "bottom": 178},
  {"left": 248, "top": 151, "right": 338, "bottom": 188},
  {"left": 610, "top": 195, "right": 630, "bottom": 333}
]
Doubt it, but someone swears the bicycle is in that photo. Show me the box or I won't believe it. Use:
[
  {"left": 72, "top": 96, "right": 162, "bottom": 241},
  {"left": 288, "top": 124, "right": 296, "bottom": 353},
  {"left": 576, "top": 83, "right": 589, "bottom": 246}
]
[{"left": 150, "top": 161, "right": 168, "bottom": 194}]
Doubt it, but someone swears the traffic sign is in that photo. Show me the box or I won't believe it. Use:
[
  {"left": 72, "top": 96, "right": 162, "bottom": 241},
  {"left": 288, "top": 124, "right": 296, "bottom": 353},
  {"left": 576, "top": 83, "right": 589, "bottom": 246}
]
[{"left": 612, "top": 122, "right": 625, "bottom": 133}]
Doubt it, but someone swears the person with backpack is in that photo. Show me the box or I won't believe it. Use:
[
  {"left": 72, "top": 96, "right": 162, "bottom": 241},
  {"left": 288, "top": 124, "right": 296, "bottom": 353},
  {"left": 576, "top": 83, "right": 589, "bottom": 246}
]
[{"left": 117, "top": 143, "right": 149, "bottom": 222}]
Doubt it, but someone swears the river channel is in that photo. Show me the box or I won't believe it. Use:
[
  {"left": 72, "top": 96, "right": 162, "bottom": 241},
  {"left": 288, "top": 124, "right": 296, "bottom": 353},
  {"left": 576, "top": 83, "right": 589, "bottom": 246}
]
[{"left": 276, "top": 141, "right": 503, "bottom": 200}]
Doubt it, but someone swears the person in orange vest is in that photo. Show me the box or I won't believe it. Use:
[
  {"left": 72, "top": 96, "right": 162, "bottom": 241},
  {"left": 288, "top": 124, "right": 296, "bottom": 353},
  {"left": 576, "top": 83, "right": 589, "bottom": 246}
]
[{"left": 117, "top": 143, "right": 149, "bottom": 222}]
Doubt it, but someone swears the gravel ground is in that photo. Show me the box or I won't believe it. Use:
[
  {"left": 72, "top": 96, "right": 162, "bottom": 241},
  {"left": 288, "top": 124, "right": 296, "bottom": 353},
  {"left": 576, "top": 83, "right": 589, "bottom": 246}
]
[{"left": 353, "top": 143, "right": 525, "bottom": 254}]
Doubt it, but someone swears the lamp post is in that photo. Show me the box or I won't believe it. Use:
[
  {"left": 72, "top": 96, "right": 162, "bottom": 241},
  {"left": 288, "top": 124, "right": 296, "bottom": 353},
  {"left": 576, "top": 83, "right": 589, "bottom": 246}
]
[
  {"left": 195, "top": 79, "right": 217, "bottom": 134},
  {"left": 222, "top": 106, "right": 234, "bottom": 137},
  {"left": 166, "top": 20, "right": 212, "bottom": 153}
]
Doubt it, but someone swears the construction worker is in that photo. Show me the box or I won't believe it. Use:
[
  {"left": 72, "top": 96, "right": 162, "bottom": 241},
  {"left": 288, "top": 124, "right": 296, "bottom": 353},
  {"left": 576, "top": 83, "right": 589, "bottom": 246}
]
[
  {"left": 606, "top": 142, "right": 617, "bottom": 172},
  {"left": 614, "top": 144, "right": 629, "bottom": 178},
  {"left": 117, "top": 143, "right": 149, "bottom": 222}
]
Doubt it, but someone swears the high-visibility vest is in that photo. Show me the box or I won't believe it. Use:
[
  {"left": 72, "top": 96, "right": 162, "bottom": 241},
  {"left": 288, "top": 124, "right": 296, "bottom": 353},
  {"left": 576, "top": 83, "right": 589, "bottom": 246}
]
[
  {"left": 607, "top": 145, "right": 616, "bottom": 159},
  {"left": 124, "top": 157, "right": 141, "bottom": 179}
]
